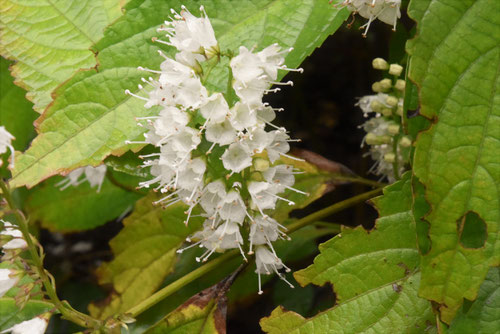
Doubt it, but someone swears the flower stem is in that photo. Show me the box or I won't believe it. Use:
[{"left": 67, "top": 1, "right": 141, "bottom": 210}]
[
  {"left": 125, "top": 187, "right": 383, "bottom": 317},
  {"left": 0, "top": 180, "right": 102, "bottom": 330}
]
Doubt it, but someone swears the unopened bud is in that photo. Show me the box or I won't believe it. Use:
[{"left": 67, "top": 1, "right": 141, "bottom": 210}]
[
  {"left": 250, "top": 172, "right": 264, "bottom": 182},
  {"left": 379, "top": 78, "right": 392, "bottom": 91},
  {"left": 372, "top": 82, "right": 383, "bottom": 93},
  {"left": 396, "top": 104, "right": 404, "bottom": 116},
  {"left": 399, "top": 136, "right": 412, "bottom": 147},
  {"left": 386, "top": 95, "right": 399, "bottom": 107},
  {"left": 365, "top": 133, "right": 391, "bottom": 145},
  {"left": 388, "top": 124, "right": 400, "bottom": 135},
  {"left": 253, "top": 158, "right": 269, "bottom": 172},
  {"left": 395, "top": 79, "right": 406, "bottom": 91},
  {"left": 372, "top": 58, "right": 389, "bottom": 70},
  {"left": 389, "top": 64, "right": 404, "bottom": 76},
  {"left": 383, "top": 153, "right": 396, "bottom": 163},
  {"left": 370, "top": 99, "right": 384, "bottom": 113},
  {"left": 381, "top": 108, "right": 393, "bottom": 117}
]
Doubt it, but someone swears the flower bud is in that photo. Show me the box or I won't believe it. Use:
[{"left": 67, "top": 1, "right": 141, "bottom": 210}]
[
  {"left": 385, "top": 95, "right": 399, "bottom": 107},
  {"left": 379, "top": 79, "right": 392, "bottom": 91},
  {"left": 399, "top": 136, "right": 412, "bottom": 148},
  {"left": 383, "top": 153, "right": 396, "bottom": 163},
  {"left": 370, "top": 99, "right": 384, "bottom": 113},
  {"left": 387, "top": 124, "right": 400, "bottom": 135},
  {"left": 371, "top": 82, "right": 383, "bottom": 93},
  {"left": 381, "top": 108, "right": 393, "bottom": 117},
  {"left": 250, "top": 171, "right": 264, "bottom": 182},
  {"left": 372, "top": 58, "right": 389, "bottom": 70},
  {"left": 389, "top": 64, "right": 403, "bottom": 76},
  {"left": 395, "top": 79, "right": 406, "bottom": 91},
  {"left": 253, "top": 158, "right": 270, "bottom": 172},
  {"left": 6, "top": 314, "right": 50, "bottom": 334},
  {"left": 396, "top": 104, "right": 404, "bottom": 116},
  {"left": 365, "top": 133, "right": 391, "bottom": 145}
]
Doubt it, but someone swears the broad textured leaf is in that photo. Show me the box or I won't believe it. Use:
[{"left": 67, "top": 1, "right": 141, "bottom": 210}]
[
  {"left": 0, "top": 0, "right": 124, "bottom": 112},
  {"left": 0, "top": 57, "right": 37, "bottom": 177},
  {"left": 407, "top": 0, "right": 500, "bottom": 322},
  {"left": 88, "top": 193, "right": 203, "bottom": 319},
  {"left": 449, "top": 267, "right": 500, "bottom": 334},
  {"left": 143, "top": 276, "right": 234, "bottom": 334},
  {"left": 10, "top": 0, "right": 349, "bottom": 189},
  {"left": 0, "top": 298, "right": 52, "bottom": 331},
  {"left": 25, "top": 172, "right": 143, "bottom": 231},
  {"left": 261, "top": 173, "right": 435, "bottom": 333}
]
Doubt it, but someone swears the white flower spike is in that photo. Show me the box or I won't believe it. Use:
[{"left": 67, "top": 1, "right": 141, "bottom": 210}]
[{"left": 127, "top": 6, "right": 307, "bottom": 293}]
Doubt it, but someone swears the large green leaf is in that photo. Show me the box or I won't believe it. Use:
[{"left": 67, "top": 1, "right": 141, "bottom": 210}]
[
  {"left": 406, "top": 0, "right": 500, "bottom": 323},
  {"left": 0, "top": 57, "right": 37, "bottom": 176},
  {"left": 0, "top": 0, "right": 124, "bottom": 112},
  {"left": 0, "top": 298, "right": 53, "bottom": 331},
  {"left": 25, "top": 172, "right": 143, "bottom": 232},
  {"left": 260, "top": 173, "right": 435, "bottom": 333},
  {"left": 88, "top": 193, "right": 204, "bottom": 320},
  {"left": 448, "top": 267, "right": 500, "bottom": 334},
  {"left": 10, "top": 0, "right": 349, "bottom": 189},
  {"left": 143, "top": 276, "right": 234, "bottom": 334}
]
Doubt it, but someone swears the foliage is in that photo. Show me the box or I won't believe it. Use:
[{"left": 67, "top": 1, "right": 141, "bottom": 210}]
[
  {"left": 0, "top": 0, "right": 498, "bottom": 333},
  {"left": 407, "top": 0, "right": 500, "bottom": 323}
]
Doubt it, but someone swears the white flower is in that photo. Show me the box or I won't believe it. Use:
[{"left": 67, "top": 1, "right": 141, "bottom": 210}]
[
  {"left": 158, "top": 5, "right": 219, "bottom": 61},
  {"left": 56, "top": 165, "right": 107, "bottom": 192},
  {"left": 0, "top": 268, "right": 19, "bottom": 297},
  {"left": 177, "top": 157, "right": 206, "bottom": 192},
  {"left": 266, "top": 130, "right": 291, "bottom": 163},
  {"left": 217, "top": 190, "right": 247, "bottom": 224},
  {"left": 205, "top": 119, "right": 237, "bottom": 147},
  {"left": 229, "top": 102, "right": 258, "bottom": 131},
  {"left": 1, "top": 316, "right": 49, "bottom": 334},
  {"left": 341, "top": 0, "right": 401, "bottom": 35},
  {"left": 0, "top": 221, "right": 27, "bottom": 250},
  {"left": 254, "top": 246, "right": 293, "bottom": 294},
  {"left": 200, "top": 93, "right": 230, "bottom": 124},
  {"left": 0, "top": 126, "right": 15, "bottom": 168},
  {"left": 199, "top": 180, "right": 227, "bottom": 215},
  {"left": 221, "top": 142, "right": 252, "bottom": 173}
]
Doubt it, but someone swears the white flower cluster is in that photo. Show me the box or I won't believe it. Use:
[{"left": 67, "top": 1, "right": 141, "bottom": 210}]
[
  {"left": 56, "top": 165, "right": 107, "bottom": 192},
  {"left": 0, "top": 315, "right": 49, "bottom": 334},
  {"left": 357, "top": 58, "right": 410, "bottom": 182},
  {"left": 339, "top": 0, "right": 401, "bottom": 35},
  {"left": 1, "top": 221, "right": 27, "bottom": 251},
  {"left": 0, "top": 126, "right": 15, "bottom": 168},
  {"left": 126, "top": 6, "right": 306, "bottom": 294}
]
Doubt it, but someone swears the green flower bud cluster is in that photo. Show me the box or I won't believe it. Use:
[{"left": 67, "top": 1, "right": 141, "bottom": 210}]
[{"left": 356, "top": 58, "right": 412, "bottom": 182}]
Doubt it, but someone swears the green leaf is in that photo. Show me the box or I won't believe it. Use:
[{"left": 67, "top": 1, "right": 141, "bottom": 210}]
[
  {"left": 406, "top": 0, "right": 500, "bottom": 322},
  {"left": 143, "top": 276, "right": 234, "bottom": 334},
  {"left": 25, "top": 172, "right": 142, "bottom": 232},
  {"left": 0, "top": 298, "right": 53, "bottom": 331},
  {"left": 88, "top": 193, "right": 203, "bottom": 320},
  {"left": 261, "top": 173, "right": 435, "bottom": 333},
  {"left": 449, "top": 267, "right": 500, "bottom": 334},
  {"left": 0, "top": 0, "right": 124, "bottom": 112},
  {"left": 0, "top": 57, "right": 37, "bottom": 176},
  {"left": 10, "top": 0, "right": 349, "bottom": 189}
]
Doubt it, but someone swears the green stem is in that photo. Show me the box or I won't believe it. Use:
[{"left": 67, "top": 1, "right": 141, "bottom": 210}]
[
  {"left": 392, "top": 137, "right": 400, "bottom": 180},
  {"left": 287, "top": 187, "right": 383, "bottom": 234},
  {"left": 126, "top": 187, "right": 383, "bottom": 318},
  {"left": 127, "top": 249, "right": 239, "bottom": 318},
  {"left": 0, "top": 180, "right": 102, "bottom": 330}
]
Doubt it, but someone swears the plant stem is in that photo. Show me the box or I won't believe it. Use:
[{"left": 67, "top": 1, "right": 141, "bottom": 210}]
[
  {"left": 126, "top": 187, "right": 383, "bottom": 317},
  {"left": 0, "top": 180, "right": 102, "bottom": 330},
  {"left": 287, "top": 187, "right": 383, "bottom": 234},
  {"left": 127, "top": 249, "right": 239, "bottom": 318}
]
